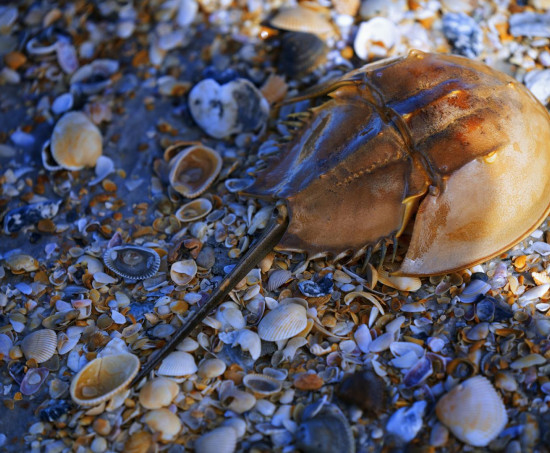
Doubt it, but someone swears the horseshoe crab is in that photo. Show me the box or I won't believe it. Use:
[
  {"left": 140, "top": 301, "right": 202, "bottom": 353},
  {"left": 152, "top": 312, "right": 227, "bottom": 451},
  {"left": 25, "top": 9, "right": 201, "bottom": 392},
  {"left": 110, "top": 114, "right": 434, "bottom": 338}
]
[{"left": 132, "top": 50, "right": 550, "bottom": 384}]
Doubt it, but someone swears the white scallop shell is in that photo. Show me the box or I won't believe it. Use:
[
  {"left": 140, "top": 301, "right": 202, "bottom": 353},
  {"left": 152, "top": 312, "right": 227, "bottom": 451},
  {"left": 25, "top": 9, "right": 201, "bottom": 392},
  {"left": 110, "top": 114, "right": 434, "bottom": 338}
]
[
  {"left": 435, "top": 376, "right": 508, "bottom": 447},
  {"left": 70, "top": 354, "right": 140, "bottom": 406},
  {"left": 195, "top": 426, "right": 237, "bottom": 453},
  {"left": 266, "top": 269, "right": 292, "bottom": 291},
  {"left": 157, "top": 351, "right": 197, "bottom": 380},
  {"left": 143, "top": 408, "right": 182, "bottom": 442},
  {"left": 170, "top": 259, "right": 197, "bottom": 285},
  {"left": 257, "top": 302, "right": 307, "bottom": 341},
  {"left": 139, "top": 377, "right": 179, "bottom": 409},
  {"left": 21, "top": 329, "right": 57, "bottom": 363}
]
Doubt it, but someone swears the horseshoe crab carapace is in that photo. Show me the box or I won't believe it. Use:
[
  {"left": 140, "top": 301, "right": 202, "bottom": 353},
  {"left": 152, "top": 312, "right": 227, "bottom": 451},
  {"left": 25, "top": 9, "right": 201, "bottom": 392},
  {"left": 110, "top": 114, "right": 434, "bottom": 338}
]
[{"left": 131, "top": 50, "right": 550, "bottom": 384}]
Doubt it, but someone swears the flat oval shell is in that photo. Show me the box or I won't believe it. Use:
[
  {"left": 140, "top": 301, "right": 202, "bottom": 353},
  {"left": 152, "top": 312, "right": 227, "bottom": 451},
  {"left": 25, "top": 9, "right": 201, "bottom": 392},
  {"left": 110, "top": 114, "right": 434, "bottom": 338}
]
[
  {"left": 257, "top": 303, "right": 307, "bottom": 341},
  {"left": 175, "top": 198, "right": 212, "bottom": 222},
  {"left": 168, "top": 144, "right": 222, "bottom": 198},
  {"left": 104, "top": 245, "right": 160, "bottom": 280},
  {"left": 70, "top": 353, "right": 140, "bottom": 406},
  {"left": 21, "top": 329, "right": 57, "bottom": 363},
  {"left": 139, "top": 377, "right": 180, "bottom": 409},
  {"left": 243, "top": 373, "right": 283, "bottom": 396},
  {"left": 435, "top": 376, "right": 508, "bottom": 446},
  {"left": 51, "top": 111, "right": 102, "bottom": 170}
]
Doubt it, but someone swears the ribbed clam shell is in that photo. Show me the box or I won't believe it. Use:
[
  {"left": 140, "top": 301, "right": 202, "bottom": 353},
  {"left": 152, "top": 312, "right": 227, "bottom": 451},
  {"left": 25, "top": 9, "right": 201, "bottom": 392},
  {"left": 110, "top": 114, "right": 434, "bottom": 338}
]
[
  {"left": 458, "top": 279, "right": 491, "bottom": 303},
  {"left": 266, "top": 269, "right": 292, "bottom": 291},
  {"left": 170, "top": 259, "right": 197, "bottom": 285},
  {"left": 195, "top": 427, "right": 237, "bottom": 453},
  {"left": 21, "top": 329, "right": 57, "bottom": 363},
  {"left": 175, "top": 198, "right": 212, "bottom": 223},
  {"left": 157, "top": 351, "right": 197, "bottom": 378},
  {"left": 50, "top": 111, "right": 102, "bottom": 170},
  {"left": 258, "top": 303, "right": 307, "bottom": 341},
  {"left": 103, "top": 245, "right": 160, "bottom": 280},
  {"left": 279, "top": 32, "right": 327, "bottom": 78},
  {"left": 168, "top": 144, "right": 222, "bottom": 198},
  {"left": 243, "top": 373, "right": 283, "bottom": 396},
  {"left": 139, "top": 377, "right": 179, "bottom": 409},
  {"left": 270, "top": 5, "right": 334, "bottom": 36},
  {"left": 70, "top": 353, "right": 140, "bottom": 406},
  {"left": 435, "top": 376, "right": 508, "bottom": 447}
]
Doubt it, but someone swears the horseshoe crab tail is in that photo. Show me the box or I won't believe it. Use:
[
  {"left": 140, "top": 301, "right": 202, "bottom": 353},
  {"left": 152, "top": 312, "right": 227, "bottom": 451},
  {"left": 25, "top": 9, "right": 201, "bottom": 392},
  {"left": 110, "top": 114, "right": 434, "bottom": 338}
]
[{"left": 131, "top": 205, "right": 289, "bottom": 386}]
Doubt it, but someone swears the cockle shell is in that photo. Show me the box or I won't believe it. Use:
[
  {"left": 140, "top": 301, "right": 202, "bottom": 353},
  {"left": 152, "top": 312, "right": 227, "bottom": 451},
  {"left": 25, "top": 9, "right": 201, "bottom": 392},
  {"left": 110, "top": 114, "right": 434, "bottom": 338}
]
[
  {"left": 103, "top": 245, "right": 160, "bottom": 280},
  {"left": 243, "top": 373, "right": 283, "bottom": 396},
  {"left": 257, "top": 301, "right": 308, "bottom": 341},
  {"left": 266, "top": 269, "right": 292, "bottom": 291},
  {"left": 21, "top": 329, "right": 57, "bottom": 363},
  {"left": 168, "top": 144, "right": 222, "bottom": 197},
  {"left": 195, "top": 426, "right": 237, "bottom": 453},
  {"left": 270, "top": 5, "right": 334, "bottom": 37},
  {"left": 139, "top": 377, "right": 179, "bottom": 409},
  {"left": 279, "top": 32, "right": 327, "bottom": 78},
  {"left": 170, "top": 259, "right": 197, "bottom": 285},
  {"left": 143, "top": 408, "right": 182, "bottom": 442},
  {"left": 70, "top": 353, "right": 140, "bottom": 406},
  {"left": 48, "top": 111, "right": 102, "bottom": 170},
  {"left": 157, "top": 351, "right": 197, "bottom": 382},
  {"left": 175, "top": 198, "right": 212, "bottom": 222},
  {"left": 435, "top": 376, "right": 508, "bottom": 446}
]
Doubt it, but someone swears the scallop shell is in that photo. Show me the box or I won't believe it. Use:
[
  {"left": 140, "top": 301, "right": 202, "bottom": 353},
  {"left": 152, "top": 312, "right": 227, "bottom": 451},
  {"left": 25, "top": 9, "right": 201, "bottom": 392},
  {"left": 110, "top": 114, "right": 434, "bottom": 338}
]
[
  {"left": 170, "top": 259, "right": 197, "bottom": 285},
  {"left": 270, "top": 5, "right": 334, "bottom": 37},
  {"left": 257, "top": 302, "right": 307, "bottom": 341},
  {"left": 175, "top": 198, "right": 212, "bottom": 223},
  {"left": 157, "top": 351, "right": 197, "bottom": 381},
  {"left": 279, "top": 31, "right": 327, "bottom": 78},
  {"left": 21, "top": 329, "right": 57, "bottom": 363},
  {"left": 49, "top": 111, "right": 102, "bottom": 170},
  {"left": 143, "top": 408, "right": 182, "bottom": 442},
  {"left": 70, "top": 354, "right": 139, "bottom": 406},
  {"left": 435, "top": 376, "right": 508, "bottom": 447},
  {"left": 266, "top": 269, "right": 292, "bottom": 291},
  {"left": 243, "top": 373, "right": 283, "bottom": 396},
  {"left": 139, "top": 377, "right": 180, "bottom": 409},
  {"left": 104, "top": 245, "right": 160, "bottom": 280},
  {"left": 195, "top": 426, "right": 237, "bottom": 453},
  {"left": 168, "top": 144, "right": 222, "bottom": 198}
]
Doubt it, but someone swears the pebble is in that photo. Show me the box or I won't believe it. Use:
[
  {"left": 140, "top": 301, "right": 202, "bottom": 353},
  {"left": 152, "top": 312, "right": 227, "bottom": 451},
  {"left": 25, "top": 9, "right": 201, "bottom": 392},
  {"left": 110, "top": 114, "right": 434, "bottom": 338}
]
[
  {"left": 524, "top": 69, "right": 550, "bottom": 105},
  {"left": 510, "top": 12, "right": 550, "bottom": 38},
  {"left": 294, "top": 373, "right": 324, "bottom": 390},
  {"left": 442, "top": 12, "right": 483, "bottom": 58},
  {"left": 337, "top": 370, "right": 386, "bottom": 414}
]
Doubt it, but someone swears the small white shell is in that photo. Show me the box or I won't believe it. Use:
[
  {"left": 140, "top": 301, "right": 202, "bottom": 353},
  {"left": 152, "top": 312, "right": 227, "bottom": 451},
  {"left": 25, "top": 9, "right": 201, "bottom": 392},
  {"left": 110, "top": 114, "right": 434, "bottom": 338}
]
[
  {"left": 170, "top": 259, "right": 197, "bottom": 285},
  {"left": 257, "top": 302, "right": 307, "bottom": 341},
  {"left": 143, "top": 408, "right": 182, "bottom": 442},
  {"left": 233, "top": 329, "right": 261, "bottom": 361},
  {"left": 435, "top": 376, "right": 508, "bottom": 447},
  {"left": 21, "top": 329, "right": 57, "bottom": 363},
  {"left": 139, "top": 377, "right": 179, "bottom": 409},
  {"left": 175, "top": 198, "right": 212, "bottom": 223},
  {"left": 70, "top": 354, "right": 140, "bottom": 406},
  {"left": 157, "top": 351, "right": 197, "bottom": 381},
  {"left": 266, "top": 269, "right": 292, "bottom": 291},
  {"left": 216, "top": 302, "right": 246, "bottom": 331},
  {"left": 354, "top": 17, "right": 400, "bottom": 60},
  {"left": 195, "top": 426, "right": 237, "bottom": 453}
]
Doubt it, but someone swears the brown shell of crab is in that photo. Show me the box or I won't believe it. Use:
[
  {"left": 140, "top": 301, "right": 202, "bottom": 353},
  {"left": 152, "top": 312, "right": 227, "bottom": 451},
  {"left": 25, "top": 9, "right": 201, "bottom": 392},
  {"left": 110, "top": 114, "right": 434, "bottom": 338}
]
[{"left": 245, "top": 50, "right": 550, "bottom": 276}]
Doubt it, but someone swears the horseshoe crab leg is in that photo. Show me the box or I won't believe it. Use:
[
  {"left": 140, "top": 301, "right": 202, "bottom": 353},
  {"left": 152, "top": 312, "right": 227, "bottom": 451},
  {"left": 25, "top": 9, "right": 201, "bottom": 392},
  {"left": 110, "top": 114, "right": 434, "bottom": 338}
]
[{"left": 131, "top": 205, "right": 289, "bottom": 386}]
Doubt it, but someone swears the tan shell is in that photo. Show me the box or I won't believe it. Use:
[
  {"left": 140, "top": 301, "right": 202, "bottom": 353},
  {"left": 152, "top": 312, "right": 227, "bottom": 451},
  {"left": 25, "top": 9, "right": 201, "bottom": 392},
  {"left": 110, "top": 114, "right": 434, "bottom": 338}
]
[
  {"left": 170, "top": 259, "right": 197, "bottom": 285},
  {"left": 4, "top": 254, "right": 39, "bottom": 273},
  {"left": 195, "top": 426, "right": 237, "bottom": 453},
  {"left": 143, "top": 408, "right": 182, "bottom": 442},
  {"left": 70, "top": 353, "right": 140, "bottom": 406},
  {"left": 124, "top": 431, "right": 153, "bottom": 453},
  {"left": 435, "top": 376, "right": 508, "bottom": 447},
  {"left": 257, "top": 302, "right": 307, "bottom": 341},
  {"left": 139, "top": 377, "right": 180, "bottom": 409},
  {"left": 51, "top": 111, "right": 102, "bottom": 170},
  {"left": 270, "top": 5, "right": 334, "bottom": 37},
  {"left": 332, "top": 0, "right": 360, "bottom": 16},
  {"left": 175, "top": 198, "right": 212, "bottom": 223},
  {"left": 157, "top": 351, "right": 197, "bottom": 380},
  {"left": 21, "top": 329, "right": 57, "bottom": 363},
  {"left": 168, "top": 144, "right": 222, "bottom": 198},
  {"left": 243, "top": 373, "right": 283, "bottom": 396},
  {"left": 197, "top": 358, "right": 227, "bottom": 379}
]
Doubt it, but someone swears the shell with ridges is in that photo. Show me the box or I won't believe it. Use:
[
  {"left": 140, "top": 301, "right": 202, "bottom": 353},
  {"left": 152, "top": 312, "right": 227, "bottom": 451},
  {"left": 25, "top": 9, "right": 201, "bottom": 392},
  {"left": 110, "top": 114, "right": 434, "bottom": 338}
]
[
  {"left": 175, "top": 198, "right": 212, "bottom": 222},
  {"left": 435, "top": 376, "right": 508, "bottom": 446},
  {"left": 257, "top": 302, "right": 307, "bottom": 341},
  {"left": 139, "top": 377, "right": 180, "bottom": 409},
  {"left": 195, "top": 426, "right": 237, "bottom": 453},
  {"left": 103, "top": 245, "right": 160, "bottom": 280},
  {"left": 168, "top": 144, "right": 222, "bottom": 198},
  {"left": 157, "top": 351, "right": 197, "bottom": 382},
  {"left": 270, "top": 5, "right": 334, "bottom": 37},
  {"left": 279, "top": 31, "right": 327, "bottom": 78},
  {"left": 70, "top": 353, "right": 140, "bottom": 406},
  {"left": 21, "top": 329, "right": 57, "bottom": 363},
  {"left": 266, "top": 269, "right": 292, "bottom": 291}
]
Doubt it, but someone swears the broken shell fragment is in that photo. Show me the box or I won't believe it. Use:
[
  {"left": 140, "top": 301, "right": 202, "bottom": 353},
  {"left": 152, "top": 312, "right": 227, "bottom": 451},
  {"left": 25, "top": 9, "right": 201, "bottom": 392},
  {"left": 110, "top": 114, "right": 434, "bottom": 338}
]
[
  {"left": 435, "top": 376, "right": 508, "bottom": 447},
  {"left": 20, "top": 367, "right": 49, "bottom": 395},
  {"left": 175, "top": 198, "right": 212, "bottom": 222},
  {"left": 258, "top": 302, "right": 307, "bottom": 341},
  {"left": 21, "top": 329, "right": 58, "bottom": 363},
  {"left": 168, "top": 144, "right": 222, "bottom": 198},
  {"left": 104, "top": 245, "right": 160, "bottom": 280},
  {"left": 3, "top": 200, "right": 61, "bottom": 234},
  {"left": 70, "top": 353, "right": 140, "bottom": 406},
  {"left": 188, "top": 79, "right": 269, "bottom": 139},
  {"left": 170, "top": 259, "right": 197, "bottom": 285},
  {"left": 49, "top": 111, "right": 103, "bottom": 170},
  {"left": 143, "top": 408, "right": 182, "bottom": 442},
  {"left": 157, "top": 351, "right": 197, "bottom": 382},
  {"left": 4, "top": 253, "right": 39, "bottom": 273},
  {"left": 195, "top": 426, "right": 237, "bottom": 453},
  {"left": 139, "top": 377, "right": 179, "bottom": 409}
]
